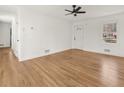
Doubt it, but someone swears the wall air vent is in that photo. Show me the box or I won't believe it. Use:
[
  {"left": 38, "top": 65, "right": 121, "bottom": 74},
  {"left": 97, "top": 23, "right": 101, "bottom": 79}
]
[
  {"left": 44, "top": 49, "right": 50, "bottom": 53},
  {"left": 0, "top": 44, "right": 4, "bottom": 46},
  {"left": 104, "top": 49, "right": 110, "bottom": 52}
]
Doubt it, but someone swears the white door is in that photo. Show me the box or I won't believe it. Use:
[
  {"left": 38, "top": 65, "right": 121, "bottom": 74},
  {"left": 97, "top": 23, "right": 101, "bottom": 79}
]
[{"left": 72, "top": 24, "right": 84, "bottom": 49}]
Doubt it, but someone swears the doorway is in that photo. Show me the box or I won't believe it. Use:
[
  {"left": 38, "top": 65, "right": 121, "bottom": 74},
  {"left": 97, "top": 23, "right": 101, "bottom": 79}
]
[{"left": 0, "top": 21, "right": 12, "bottom": 48}]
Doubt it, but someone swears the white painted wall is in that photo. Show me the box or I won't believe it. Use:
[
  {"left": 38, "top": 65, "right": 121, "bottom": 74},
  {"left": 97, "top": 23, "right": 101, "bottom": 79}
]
[
  {"left": 18, "top": 8, "right": 72, "bottom": 61},
  {"left": 73, "top": 13, "right": 124, "bottom": 57},
  {"left": 17, "top": 7, "right": 124, "bottom": 61},
  {"left": 0, "top": 22, "right": 11, "bottom": 48}
]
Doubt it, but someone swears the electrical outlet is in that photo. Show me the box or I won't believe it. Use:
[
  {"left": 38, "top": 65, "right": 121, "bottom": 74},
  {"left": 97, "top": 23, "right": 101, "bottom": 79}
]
[
  {"left": 104, "top": 49, "right": 110, "bottom": 52},
  {"left": 44, "top": 49, "right": 50, "bottom": 53}
]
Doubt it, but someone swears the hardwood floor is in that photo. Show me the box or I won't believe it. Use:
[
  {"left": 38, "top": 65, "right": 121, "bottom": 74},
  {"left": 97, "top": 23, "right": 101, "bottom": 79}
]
[{"left": 0, "top": 48, "right": 124, "bottom": 86}]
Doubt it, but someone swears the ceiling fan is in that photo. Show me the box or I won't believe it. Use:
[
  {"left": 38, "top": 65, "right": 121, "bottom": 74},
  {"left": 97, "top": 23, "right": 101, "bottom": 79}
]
[{"left": 65, "top": 5, "right": 86, "bottom": 16}]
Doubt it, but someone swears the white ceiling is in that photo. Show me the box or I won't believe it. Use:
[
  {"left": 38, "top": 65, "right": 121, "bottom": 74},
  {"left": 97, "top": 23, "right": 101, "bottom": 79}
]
[
  {"left": 0, "top": 5, "right": 17, "bottom": 23},
  {"left": 0, "top": 5, "right": 124, "bottom": 22}
]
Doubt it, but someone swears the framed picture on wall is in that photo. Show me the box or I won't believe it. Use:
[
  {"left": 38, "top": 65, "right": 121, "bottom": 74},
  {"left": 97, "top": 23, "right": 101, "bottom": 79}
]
[{"left": 103, "top": 23, "right": 117, "bottom": 43}]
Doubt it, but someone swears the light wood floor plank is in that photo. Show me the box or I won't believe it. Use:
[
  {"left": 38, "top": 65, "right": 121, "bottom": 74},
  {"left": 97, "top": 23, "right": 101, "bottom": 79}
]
[{"left": 0, "top": 48, "right": 124, "bottom": 86}]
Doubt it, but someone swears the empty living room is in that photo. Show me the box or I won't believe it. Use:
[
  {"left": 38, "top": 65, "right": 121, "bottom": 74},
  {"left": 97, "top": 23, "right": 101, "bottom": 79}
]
[{"left": 1, "top": 1, "right": 124, "bottom": 90}]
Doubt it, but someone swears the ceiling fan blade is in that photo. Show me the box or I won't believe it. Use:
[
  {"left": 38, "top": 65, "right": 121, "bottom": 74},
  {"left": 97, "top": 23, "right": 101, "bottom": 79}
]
[
  {"left": 65, "top": 13, "right": 73, "bottom": 16},
  {"left": 76, "top": 11, "right": 86, "bottom": 13},
  {"left": 75, "top": 7, "right": 82, "bottom": 12},
  {"left": 65, "top": 9, "right": 73, "bottom": 12}
]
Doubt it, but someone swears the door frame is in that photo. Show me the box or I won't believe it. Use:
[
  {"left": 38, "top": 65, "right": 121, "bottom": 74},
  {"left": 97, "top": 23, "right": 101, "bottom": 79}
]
[{"left": 10, "top": 27, "right": 12, "bottom": 48}]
